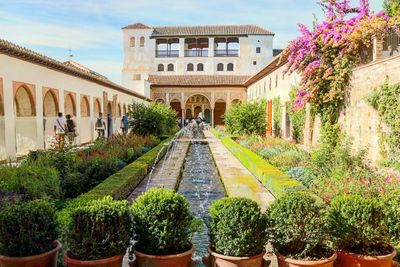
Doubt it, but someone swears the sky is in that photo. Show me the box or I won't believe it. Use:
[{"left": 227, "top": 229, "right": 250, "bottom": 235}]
[{"left": 0, "top": 0, "right": 384, "bottom": 83}]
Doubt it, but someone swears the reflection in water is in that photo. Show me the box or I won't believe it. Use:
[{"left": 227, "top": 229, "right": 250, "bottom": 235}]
[{"left": 177, "top": 131, "right": 225, "bottom": 266}]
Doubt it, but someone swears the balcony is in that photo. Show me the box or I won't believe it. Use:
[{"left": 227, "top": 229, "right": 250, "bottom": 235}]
[
  {"left": 156, "top": 50, "right": 179, "bottom": 58},
  {"left": 214, "top": 49, "right": 239, "bottom": 57},
  {"left": 184, "top": 49, "right": 208, "bottom": 57}
]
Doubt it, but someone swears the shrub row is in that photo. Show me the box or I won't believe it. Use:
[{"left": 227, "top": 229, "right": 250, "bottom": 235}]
[{"left": 218, "top": 135, "right": 306, "bottom": 197}]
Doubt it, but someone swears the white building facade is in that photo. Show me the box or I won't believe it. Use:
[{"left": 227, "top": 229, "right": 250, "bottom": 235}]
[
  {"left": 0, "top": 39, "right": 149, "bottom": 160},
  {"left": 122, "top": 23, "right": 275, "bottom": 97}
]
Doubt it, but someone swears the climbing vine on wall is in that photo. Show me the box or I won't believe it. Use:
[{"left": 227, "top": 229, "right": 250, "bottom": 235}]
[
  {"left": 283, "top": 0, "right": 395, "bottom": 127},
  {"left": 287, "top": 87, "right": 306, "bottom": 143},
  {"left": 367, "top": 80, "right": 400, "bottom": 168},
  {"left": 273, "top": 97, "right": 282, "bottom": 137}
]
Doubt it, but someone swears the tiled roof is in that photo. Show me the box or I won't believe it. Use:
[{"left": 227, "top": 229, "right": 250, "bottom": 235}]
[
  {"left": 148, "top": 75, "right": 250, "bottom": 87},
  {"left": 122, "top": 23, "right": 274, "bottom": 37},
  {"left": 244, "top": 54, "right": 288, "bottom": 86},
  {"left": 0, "top": 39, "right": 150, "bottom": 101},
  {"left": 122, "top": 23, "right": 152, "bottom": 30}
]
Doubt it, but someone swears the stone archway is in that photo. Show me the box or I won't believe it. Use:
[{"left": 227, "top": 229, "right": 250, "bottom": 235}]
[
  {"left": 94, "top": 98, "right": 101, "bottom": 116},
  {"left": 185, "top": 94, "right": 211, "bottom": 122},
  {"left": 14, "top": 85, "right": 37, "bottom": 155},
  {"left": 194, "top": 106, "right": 202, "bottom": 118},
  {"left": 80, "top": 96, "right": 90, "bottom": 117},
  {"left": 155, "top": 99, "right": 165, "bottom": 104},
  {"left": 64, "top": 93, "right": 76, "bottom": 116},
  {"left": 214, "top": 99, "right": 226, "bottom": 126},
  {"left": 170, "top": 99, "right": 182, "bottom": 118},
  {"left": 43, "top": 90, "right": 58, "bottom": 117},
  {"left": 123, "top": 104, "right": 127, "bottom": 115}
]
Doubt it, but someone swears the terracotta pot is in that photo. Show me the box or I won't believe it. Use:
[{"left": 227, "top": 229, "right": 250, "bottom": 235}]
[
  {"left": 335, "top": 248, "right": 397, "bottom": 267},
  {"left": 276, "top": 251, "right": 337, "bottom": 267},
  {"left": 132, "top": 244, "right": 195, "bottom": 267},
  {"left": 64, "top": 252, "right": 125, "bottom": 267},
  {"left": 0, "top": 240, "right": 61, "bottom": 267},
  {"left": 203, "top": 245, "right": 267, "bottom": 267}
]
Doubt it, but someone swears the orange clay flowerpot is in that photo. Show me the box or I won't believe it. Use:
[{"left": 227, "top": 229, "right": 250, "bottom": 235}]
[
  {"left": 0, "top": 240, "right": 61, "bottom": 267},
  {"left": 203, "top": 245, "right": 268, "bottom": 267},
  {"left": 64, "top": 252, "right": 124, "bottom": 267},
  {"left": 276, "top": 251, "right": 337, "bottom": 267},
  {"left": 335, "top": 249, "right": 397, "bottom": 267},
  {"left": 131, "top": 244, "right": 195, "bottom": 267}
]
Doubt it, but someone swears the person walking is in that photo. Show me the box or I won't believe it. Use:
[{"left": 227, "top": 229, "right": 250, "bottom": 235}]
[
  {"left": 65, "top": 114, "right": 77, "bottom": 145},
  {"left": 95, "top": 113, "right": 106, "bottom": 139},
  {"left": 120, "top": 115, "right": 129, "bottom": 135},
  {"left": 53, "top": 112, "right": 66, "bottom": 149}
]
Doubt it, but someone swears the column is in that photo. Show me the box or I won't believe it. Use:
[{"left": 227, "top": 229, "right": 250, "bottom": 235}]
[
  {"left": 181, "top": 109, "right": 185, "bottom": 126},
  {"left": 76, "top": 93, "right": 82, "bottom": 145},
  {"left": 3, "top": 77, "right": 16, "bottom": 159},
  {"left": 36, "top": 86, "right": 44, "bottom": 150},
  {"left": 208, "top": 37, "right": 214, "bottom": 57},
  {"left": 373, "top": 36, "right": 384, "bottom": 62},
  {"left": 179, "top": 38, "right": 185, "bottom": 58},
  {"left": 303, "top": 103, "right": 312, "bottom": 147},
  {"left": 59, "top": 89, "right": 65, "bottom": 114},
  {"left": 89, "top": 96, "right": 95, "bottom": 142},
  {"left": 211, "top": 108, "right": 215, "bottom": 128}
]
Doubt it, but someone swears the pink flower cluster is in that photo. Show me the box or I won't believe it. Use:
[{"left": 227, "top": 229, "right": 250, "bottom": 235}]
[{"left": 285, "top": 0, "right": 390, "bottom": 111}]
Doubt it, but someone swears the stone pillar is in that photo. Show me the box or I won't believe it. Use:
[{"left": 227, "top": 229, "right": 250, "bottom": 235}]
[
  {"left": 211, "top": 109, "right": 215, "bottom": 128},
  {"left": 76, "top": 93, "right": 82, "bottom": 145},
  {"left": 89, "top": 96, "right": 95, "bottom": 142},
  {"left": 303, "top": 103, "right": 312, "bottom": 147},
  {"left": 208, "top": 37, "right": 215, "bottom": 73},
  {"left": 179, "top": 38, "right": 185, "bottom": 58},
  {"left": 181, "top": 109, "right": 185, "bottom": 126},
  {"left": 373, "top": 35, "right": 384, "bottom": 62},
  {"left": 36, "top": 86, "right": 44, "bottom": 150},
  {"left": 3, "top": 78, "right": 16, "bottom": 159}
]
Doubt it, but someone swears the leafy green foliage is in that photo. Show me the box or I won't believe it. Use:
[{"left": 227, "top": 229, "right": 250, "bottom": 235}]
[
  {"left": 367, "top": 80, "right": 400, "bottom": 169},
  {"left": 129, "top": 102, "right": 177, "bottom": 136},
  {"left": 209, "top": 197, "right": 268, "bottom": 257},
  {"left": 328, "top": 194, "right": 391, "bottom": 255},
  {"left": 225, "top": 100, "right": 267, "bottom": 136},
  {"left": 131, "top": 188, "right": 201, "bottom": 255},
  {"left": 64, "top": 196, "right": 131, "bottom": 260},
  {"left": 384, "top": 0, "right": 400, "bottom": 17},
  {"left": 0, "top": 200, "right": 57, "bottom": 257},
  {"left": 286, "top": 87, "right": 306, "bottom": 143},
  {"left": 268, "top": 149, "right": 308, "bottom": 172},
  {"left": 0, "top": 163, "right": 60, "bottom": 201},
  {"left": 266, "top": 192, "right": 331, "bottom": 259},
  {"left": 273, "top": 97, "right": 282, "bottom": 137},
  {"left": 383, "top": 191, "right": 400, "bottom": 250}
]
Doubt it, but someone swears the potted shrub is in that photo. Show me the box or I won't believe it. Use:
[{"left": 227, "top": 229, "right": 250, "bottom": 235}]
[
  {"left": 203, "top": 197, "right": 269, "bottom": 267},
  {"left": 328, "top": 194, "right": 396, "bottom": 267},
  {"left": 130, "top": 188, "right": 201, "bottom": 267},
  {"left": 0, "top": 199, "right": 61, "bottom": 267},
  {"left": 63, "top": 196, "right": 131, "bottom": 267},
  {"left": 266, "top": 191, "right": 336, "bottom": 267}
]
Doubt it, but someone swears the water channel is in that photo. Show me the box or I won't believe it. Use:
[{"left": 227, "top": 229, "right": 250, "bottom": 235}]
[{"left": 177, "top": 131, "right": 225, "bottom": 266}]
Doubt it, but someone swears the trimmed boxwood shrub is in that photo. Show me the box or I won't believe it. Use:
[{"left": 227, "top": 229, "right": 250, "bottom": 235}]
[
  {"left": 0, "top": 199, "right": 57, "bottom": 257},
  {"left": 209, "top": 197, "right": 268, "bottom": 257},
  {"left": 266, "top": 191, "right": 331, "bottom": 260},
  {"left": 328, "top": 194, "right": 392, "bottom": 256},
  {"left": 64, "top": 196, "right": 131, "bottom": 260},
  {"left": 131, "top": 188, "right": 201, "bottom": 255},
  {"left": 384, "top": 192, "right": 400, "bottom": 251}
]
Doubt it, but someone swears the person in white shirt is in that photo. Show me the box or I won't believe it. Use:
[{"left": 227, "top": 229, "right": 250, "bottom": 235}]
[
  {"left": 54, "top": 112, "right": 66, "bottom": 149},
  {"left": 95, "top": 113, "right": 106, "bottom": 139}
]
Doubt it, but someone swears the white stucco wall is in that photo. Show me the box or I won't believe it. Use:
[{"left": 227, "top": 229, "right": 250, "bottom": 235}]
[{"left": 0, "top": 54, "right": 147, "bottom": 160}]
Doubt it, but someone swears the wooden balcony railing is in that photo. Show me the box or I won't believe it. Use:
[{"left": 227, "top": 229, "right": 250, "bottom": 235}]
[
  {"left": 156, "top": 50, "right": 179, "bottom": 58},
  {"left": 214, "top": 49, "right": 239, "bottom": 57},
  {"left": 184, "top": 49, "right": 208, "bottom": 57}
]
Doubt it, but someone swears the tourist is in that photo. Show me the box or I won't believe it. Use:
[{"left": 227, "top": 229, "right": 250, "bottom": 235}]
[
  {"left": 65, "top": 114, "right": 77, "bottom": 145},
  {"left": 107, "top": 113, "right": 113, "bottom": 138},
  {"left": 95, "top": 113, "right": 106, "bottom": 139},
  {"left": 120, "top": 115, "right": 129, "bottom": 135},
  {"left": 53, "top": 112, "right": 66, "bottom": 149}
]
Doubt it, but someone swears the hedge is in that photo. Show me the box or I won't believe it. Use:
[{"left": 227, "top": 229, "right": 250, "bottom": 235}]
[
  {"left": 218, "top": 135, "right": 305, "bottom": 198},
  {"left": 65, "top": 137, "right": 172, "bottom": 204}
]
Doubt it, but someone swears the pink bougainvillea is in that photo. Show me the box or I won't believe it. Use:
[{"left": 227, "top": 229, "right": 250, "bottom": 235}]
[{"left": 285, "top": 0, "right": 395, "bottom": 122}]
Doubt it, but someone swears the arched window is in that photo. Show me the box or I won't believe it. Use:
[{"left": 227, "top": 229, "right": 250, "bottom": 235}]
[
  {"left": 197, "top": 63, "right": 204, "bottom": 71},
  {"left": 140, "top": 36, "right": 145, "bottom": 47},
  {"left": 227, "top": 63, "right": 234, "bottom": 71},
  {"left": 167, "top": 63, "right": 174, "bottom": 71},
  {"left": 94, "top": 99, "right": 101, "bottom": 116},
  {"left": 217, "top": 63, "right": 224, "bottom": 71},
  {"left": 187, "top": 63, "right": 194, "bottom": 71},
  {"left": 158, "top": 64, "right": 164, "bottom": 72},
  {"left": 130, "top": 37, "right": 135, "bottom": 47},
  {"left": 64, "top": 93, "right": 76, "bottom": 116},
  {"left": 80, "top": 96, "right": 90, "bottom": 117}
]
